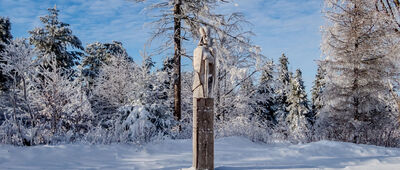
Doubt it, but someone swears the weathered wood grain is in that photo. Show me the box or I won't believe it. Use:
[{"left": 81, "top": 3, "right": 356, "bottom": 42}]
[{"left": 193, "top": 98, "right": 214, "bottom": 170}]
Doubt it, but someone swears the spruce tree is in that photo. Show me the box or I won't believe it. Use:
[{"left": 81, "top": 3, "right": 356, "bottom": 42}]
[
  {"left": 0, "top": 17, "right": 12, "bottom": 91},
  {"left": 237, "top": 76, "right": 257, "bottom": 120},
  {"left": 29, "top": 6, "right": 83, "bottom": 71},
  {"left": 275, "top": 53, "right": 291, "bottom": 122},
  {"left": 286, "top": 69, "right": 310, "bottom": 141},
  {"left": 159, "top": 56, "right": 174, "bottom": 109},
  {"left": 254, "top": 61, "right": 276, "bottom": 126},
  {"left": 82, "top": 41, "right": 129, "bottom": 89},
  {"left": 310, "top": 64, "right": 325, "bottom": 124}
]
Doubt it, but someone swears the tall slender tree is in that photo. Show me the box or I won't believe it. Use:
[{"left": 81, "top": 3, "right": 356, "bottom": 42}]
[
  {"left": 253, "top": 61, "right": 276, "bottom": 126},
  {"left": 173, "top": 0, "right": 182, "bottom": 121},
  {"left": 275, "top": 53, "right": 291, "bottom": 122},
  {"left": 0, "top": 17, "right": 12, "bottom": 91},
  {"left": 286, "top": 69, "right": 310, "bottom": 141},
  {"left": 310, "top": 64, "right": 326, "bottom": 124}
]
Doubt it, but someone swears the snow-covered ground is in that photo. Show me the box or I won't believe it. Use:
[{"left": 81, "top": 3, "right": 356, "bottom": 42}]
[{"left": 1, "top": 137, "right": 400, "bottom": 170}]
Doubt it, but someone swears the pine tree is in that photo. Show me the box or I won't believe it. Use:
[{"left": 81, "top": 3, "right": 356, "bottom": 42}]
[
  {"left": 29, "top": 5, "right": 83, "bottom": 71},
  {"left": 82, "top": 41, "right": 129, "bottom": 89},
  {"left": 319, "top": 0, "right": 400, "bottom": 145},
  {"left": 286, "top": 69, "right": 310, "bottom": 142},
  {"left": 0, "top": 17, "right": 13, "bottom": 91},
  {"left": 236, "top": 76, "right": 257, "bottom": 119},
  {"left": 310, "top": 64, "right": 325, "bottom": 124},
  {"left": 159, "top": 56, "right": 174, "bottom": 112},
  {"left": 275, "top": 53, "right": 291, "bottom": 122},
  {"left": 253, "top": 61, "right": 276, "bottom": 127}
]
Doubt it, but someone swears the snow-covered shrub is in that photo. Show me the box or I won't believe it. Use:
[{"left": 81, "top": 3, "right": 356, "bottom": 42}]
[
  {"left": 112, "top": 105, "right": 173, "bottom": 144},
  {"left": 215, "top": 114, "right": 276, "bottom": 143},
  {"left": 0, "top": 39, "right": 38, "bottom": 145},
  {"left": 88, "top": 52, "right": 175, "bottom": 144},
  {"left": 172, "top": 71, "right": 194, "bottom": 139},
  {"left": 90, "top": 53, "right": 137, "bottom": 129},
  {"left": 31, "top": 55, "right": 93, "bottom": 144},
  {"left": 0, "top": 39, "right": 93, "bottom": 145}
]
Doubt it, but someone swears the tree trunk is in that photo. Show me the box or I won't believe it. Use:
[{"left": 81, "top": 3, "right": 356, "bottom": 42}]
[{"left": 173, "top": 0, "right": 182, "bottom": 121}]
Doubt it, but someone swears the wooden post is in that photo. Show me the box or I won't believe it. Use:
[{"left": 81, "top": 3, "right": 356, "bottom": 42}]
[{"left": 193, "top": 98, "right": 214, "bottom": 170}]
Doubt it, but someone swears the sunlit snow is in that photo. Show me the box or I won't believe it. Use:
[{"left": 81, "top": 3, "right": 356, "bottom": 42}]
[{"left": 1, "top": 136, "right": 400, "bottom": 169}]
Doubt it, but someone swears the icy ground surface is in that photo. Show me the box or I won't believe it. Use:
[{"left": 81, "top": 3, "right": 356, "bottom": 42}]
[{"left": 1, "top": 137, "right": 400, "bottom": 169}]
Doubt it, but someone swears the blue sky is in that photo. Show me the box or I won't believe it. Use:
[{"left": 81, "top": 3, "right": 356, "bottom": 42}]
[{"left": 0, "top": 0, "right": 323, "bottom": 94}]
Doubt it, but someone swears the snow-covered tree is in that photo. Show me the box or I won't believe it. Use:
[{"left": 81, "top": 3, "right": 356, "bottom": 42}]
[
  {"left": 0, "top": 40, "right": 90, "bottom": 145},
  {"left": 311, "top": 64, "right": 326, "bottom": 124},
  {"left": 178, "top": 71, "right": 194, "bottom": 138},
  {"left": 115, "top": 53, "right": 174, "bottom": 143},
  {"left": 274, "top": 53, "right": 291, "bottom": 122},
  {"left": 253, "top": 61, "right": 276, "bottom": 127},
  {"left": 0, "top": 39, "right": 37, "bottom": 145},
  {"left": 32, "top": 55, "right": 93, "bottom": 144},
  {"left": 318, "top": 0, "right": 400, "bottom": 146},
  {"left": 375, "top": 0, "right": 400, "bottom": 33},
  {"left": 159, "top": 56, "right": 175, "bottom": 113},
  {"left": 91, "top": 53, "right": 137, "bottom": 128},
  {"left": 89, "top": 50, "right": 175, "bottom": 144},
  {"left": 238, "top": 75, "right": 257, "bottom": 117},
  {"left": 29, "top": 6, "right": 83, "bottom": 71},
  {"left": 0, "top": 17, "right": 12, "bottom": 47},
  {"left": 82, "top": 41, "right": 129, "bottom": 89},
  {"left": 286, "top": 69, "right": 310, "bottom": 142},
  {"left": 0, "top": 16, "right": 12, "bottom": 91}
]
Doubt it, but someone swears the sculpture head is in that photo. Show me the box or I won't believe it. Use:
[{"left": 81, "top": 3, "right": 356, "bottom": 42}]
[{"left": 199, "top": 26, "right": 211, "bottom": 46}]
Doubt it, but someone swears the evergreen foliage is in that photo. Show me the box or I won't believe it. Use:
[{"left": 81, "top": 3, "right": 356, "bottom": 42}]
[
  {"left": 286, "top": 69, "right": 311, "bottom": 142},
  {"left": 0, "top": 17, "right": 12, "bottom": 91},
  {"left": 274, "top": 53, "right": 291, "bottom": 122},
  {"left": 253, "top": 61, "right": 276, "bottom": 127},
  {"left": 82, "top": 41, "right": 129, "bottom": 89},
  {"left": 1, "top": 2, "right": 400, "bottom": 147},
  {"left": 310, "top": 64, "right": 325, "bottom": 124},
  {"left": 29, "top": 6, "right": 83, "bottom": 71}
]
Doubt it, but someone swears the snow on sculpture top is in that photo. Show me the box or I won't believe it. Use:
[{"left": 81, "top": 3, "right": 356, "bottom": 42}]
[{"left": 192, "top": 26, "right": 216, "bottom": 98}]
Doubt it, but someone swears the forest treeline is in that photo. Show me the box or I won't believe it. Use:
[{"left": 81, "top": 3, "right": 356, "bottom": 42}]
[{"left": 0, "top": 0, "right": 400, "bottom": 147}]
